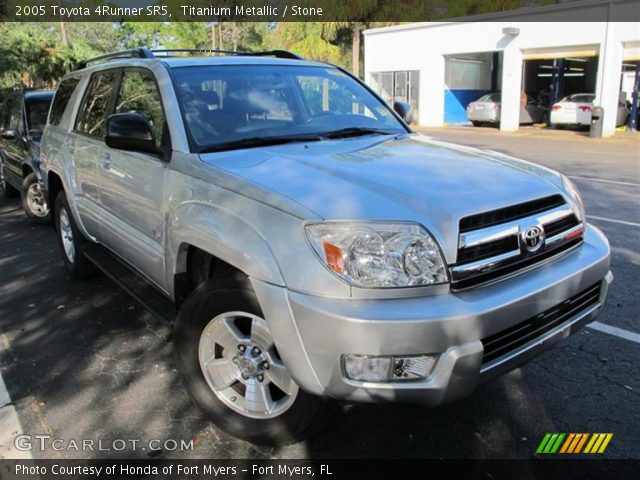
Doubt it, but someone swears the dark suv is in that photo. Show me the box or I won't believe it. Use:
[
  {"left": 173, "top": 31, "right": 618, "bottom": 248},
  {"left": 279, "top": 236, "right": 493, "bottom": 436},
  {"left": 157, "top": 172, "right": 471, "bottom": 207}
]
[{"left": 0, "top": 89, "right": 55, "bottom": 222}]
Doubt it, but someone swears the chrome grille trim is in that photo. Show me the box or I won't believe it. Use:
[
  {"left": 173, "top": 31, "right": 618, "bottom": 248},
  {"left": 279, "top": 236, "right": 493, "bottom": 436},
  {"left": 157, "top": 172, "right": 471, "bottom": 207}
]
[
  {"left": 452, "top": 196, "right": 583, "bottom": 290},
  {"left": 459, "top": 204, "right": 574, "bottom": 250}
]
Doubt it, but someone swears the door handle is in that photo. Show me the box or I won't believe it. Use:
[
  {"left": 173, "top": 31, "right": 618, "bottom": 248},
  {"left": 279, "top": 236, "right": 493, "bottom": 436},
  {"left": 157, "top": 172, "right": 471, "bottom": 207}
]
[{"left": 100, "top": 152, "right": 112, "bottom": 169}]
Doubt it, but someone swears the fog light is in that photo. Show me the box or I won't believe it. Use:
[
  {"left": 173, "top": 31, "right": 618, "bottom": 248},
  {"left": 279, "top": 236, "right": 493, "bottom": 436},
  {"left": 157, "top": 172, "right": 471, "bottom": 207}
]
[
  {"left": 392, "top": 355, "right": 437, "bottom": 380},
  {"left": 343, "top": 355, "right": 391, "bottom": 382},
  {"left": 343, "top": 354, "right": 438, "bottom": 382}
]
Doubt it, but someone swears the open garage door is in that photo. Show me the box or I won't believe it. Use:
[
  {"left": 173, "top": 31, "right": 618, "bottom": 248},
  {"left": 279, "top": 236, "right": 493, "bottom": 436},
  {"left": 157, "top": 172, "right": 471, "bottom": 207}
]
[
  {"left": 523, "top": 56, "right": 598, "bottom": 113},
  {"left": 444, "top": 52, "right": 501, "bottom": 124},
  {"left": 522, "top": 46, "right": 599, "bottom": 117}
]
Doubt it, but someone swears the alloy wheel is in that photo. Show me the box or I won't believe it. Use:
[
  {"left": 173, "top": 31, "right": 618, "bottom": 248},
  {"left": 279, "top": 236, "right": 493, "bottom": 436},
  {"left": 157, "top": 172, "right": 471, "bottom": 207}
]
[
  {"left": 198, "top": 311, "right": 299, "bottom": 419},
  {"left": 59, "top": 208, "right": 75, "bottom": 263},
  {"left": 26, "top": 182, "right": 49, "bottom": 217}
]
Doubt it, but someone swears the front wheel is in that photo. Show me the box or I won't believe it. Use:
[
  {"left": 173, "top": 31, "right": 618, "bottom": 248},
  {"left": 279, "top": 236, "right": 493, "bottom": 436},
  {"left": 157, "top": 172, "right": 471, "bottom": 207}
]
[
  {"left": 21, "top": 173, "right": 50, "bottom": 223},
  {"left": 174, "top": 282, "right": 331, "bottom": 445}
]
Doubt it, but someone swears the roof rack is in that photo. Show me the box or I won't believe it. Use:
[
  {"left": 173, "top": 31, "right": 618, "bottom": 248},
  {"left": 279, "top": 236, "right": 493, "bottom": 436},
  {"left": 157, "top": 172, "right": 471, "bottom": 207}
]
[
  {"left": 150, "top": 49, "right": 304, "bottom": 60},
  {"left": 76, "top": 48, "right": 303, "bottom": 69}
]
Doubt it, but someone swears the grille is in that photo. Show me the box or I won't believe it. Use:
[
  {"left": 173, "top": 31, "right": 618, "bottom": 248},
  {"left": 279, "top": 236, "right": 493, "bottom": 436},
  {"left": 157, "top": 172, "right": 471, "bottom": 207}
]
[
  {"left": 456, "top": 236, "right": 519, "bottom": 264},
  {"left": 481, "top": 282, "right": 601, "bottom": 365},
  {"left": 452, "top": 195, "right": 583, "bottom": 289},
  {"left": 459, "top": 195, "right": 565, "bottom": 233},
  {"left": 544, "top": 214, "right": 579, "bottom": 237}
]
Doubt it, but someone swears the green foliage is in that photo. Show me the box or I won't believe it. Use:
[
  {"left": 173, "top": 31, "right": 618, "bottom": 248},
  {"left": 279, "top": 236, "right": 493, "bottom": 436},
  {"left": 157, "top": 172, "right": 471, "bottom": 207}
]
[
  {"left": 0, "top": 1, "right": 561, "bottom": 89},
  {"left": 268, "top": 23, "right": 346, "bottom": 65},
  {"left": 0, "top": 22, "right": 119, "bottom": 89}
]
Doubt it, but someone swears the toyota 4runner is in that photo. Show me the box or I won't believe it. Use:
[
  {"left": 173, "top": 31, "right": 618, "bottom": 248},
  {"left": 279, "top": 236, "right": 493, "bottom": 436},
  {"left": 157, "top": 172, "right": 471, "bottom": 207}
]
[{"left": 40, "top": 48, "right": 612, "bottom": 444}]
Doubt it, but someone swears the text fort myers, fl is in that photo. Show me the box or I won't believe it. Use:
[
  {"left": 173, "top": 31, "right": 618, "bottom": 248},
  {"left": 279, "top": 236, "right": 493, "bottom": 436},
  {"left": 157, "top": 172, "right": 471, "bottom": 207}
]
[{"left": 15, "top": 464, "right": 332, "bottom": 476}]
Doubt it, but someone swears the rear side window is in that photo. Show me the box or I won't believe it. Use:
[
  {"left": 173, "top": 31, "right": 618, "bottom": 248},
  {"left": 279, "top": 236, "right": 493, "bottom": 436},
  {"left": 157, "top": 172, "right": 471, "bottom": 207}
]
[
  {"left": 5, "top": 98, "right": 24, "bottom": 132},
  {"left": 115, "top": 70, "right": 166, "bottom": 147},
  {"left": 49, "top": 78, "right": 80, "bottom": 126},
  {"left": 76, "top": 71, "right": 117, "bottom": 139}
]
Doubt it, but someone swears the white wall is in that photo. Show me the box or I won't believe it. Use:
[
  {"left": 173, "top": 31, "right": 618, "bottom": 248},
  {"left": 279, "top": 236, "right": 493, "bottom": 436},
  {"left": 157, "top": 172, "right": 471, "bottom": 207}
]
[{"left": 364, "top": 22, "right": 640, "bottom": 136}]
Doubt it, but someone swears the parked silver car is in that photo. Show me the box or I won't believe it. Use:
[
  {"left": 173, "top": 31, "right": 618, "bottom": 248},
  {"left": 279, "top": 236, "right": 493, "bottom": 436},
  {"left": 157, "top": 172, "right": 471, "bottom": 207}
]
[
  {"left": 467, "top": 92, "right": 547, "bottom": 126},
  {"left": 41, "top": 49, "right": 612, "bottom": 445}
]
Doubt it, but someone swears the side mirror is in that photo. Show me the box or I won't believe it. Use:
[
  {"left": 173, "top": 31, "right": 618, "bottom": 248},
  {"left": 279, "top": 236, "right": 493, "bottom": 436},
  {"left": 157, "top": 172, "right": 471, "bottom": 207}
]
[
  {"left": 105, "top": 112, "right": 157, "bottom": 155},
  {"left": 1, "top": 129, "right": 18, "bottom": 140},
  {"left": 393, "top": 101, "right": 413, "bottom": 123}
]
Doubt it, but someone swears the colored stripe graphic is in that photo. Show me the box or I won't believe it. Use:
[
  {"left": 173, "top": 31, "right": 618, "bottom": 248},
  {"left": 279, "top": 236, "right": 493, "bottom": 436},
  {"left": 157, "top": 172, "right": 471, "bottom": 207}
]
[
  {"left": 536, "top": 433, "right": 552, "bottom": 454},
  {"left": 538, "top": 433, "right": 613, "bottom": 454},
  {"left": 597, "top": 434, "right": 613, "bottom": 453},
  {"left": 574, "top": 433, "right": 589, "bottom": 453},
  {"left": 559, "top": 433, "right": 575, "bottom": 453}
]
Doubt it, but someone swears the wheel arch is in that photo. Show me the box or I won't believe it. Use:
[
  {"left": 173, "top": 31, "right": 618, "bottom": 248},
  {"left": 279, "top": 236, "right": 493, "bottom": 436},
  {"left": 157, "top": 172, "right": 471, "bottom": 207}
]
[
  {"left": 47, "top": 171, "right": 64, "bottom": 229},
  {"left": 169, "top": 202, "right": 286, "bottom": 303},
  {"left": 22, "top": 163, "right": 33, "bottom": 178}
]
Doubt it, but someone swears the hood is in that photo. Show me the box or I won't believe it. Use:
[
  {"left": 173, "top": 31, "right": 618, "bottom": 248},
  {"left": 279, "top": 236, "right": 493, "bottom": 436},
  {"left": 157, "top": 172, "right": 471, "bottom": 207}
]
[{"left": 200, "top": 134, "right": 565, "bottom": 261}]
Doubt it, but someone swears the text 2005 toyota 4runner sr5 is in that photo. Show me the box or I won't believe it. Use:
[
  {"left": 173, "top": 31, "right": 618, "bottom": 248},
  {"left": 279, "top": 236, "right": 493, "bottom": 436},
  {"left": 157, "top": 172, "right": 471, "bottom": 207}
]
[{"left": 41, "top": 48, "right": 612, "bottom": 444}]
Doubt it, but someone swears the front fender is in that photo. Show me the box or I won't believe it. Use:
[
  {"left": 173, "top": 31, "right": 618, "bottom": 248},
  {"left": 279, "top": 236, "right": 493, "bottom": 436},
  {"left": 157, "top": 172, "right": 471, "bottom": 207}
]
[{"left": 167, "top": 200, "right": 285, "bottom": 292}]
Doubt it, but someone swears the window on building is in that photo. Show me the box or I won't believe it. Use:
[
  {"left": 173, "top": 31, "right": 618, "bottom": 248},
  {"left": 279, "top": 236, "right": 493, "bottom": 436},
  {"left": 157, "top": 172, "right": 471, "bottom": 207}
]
[{"left": 370, "top": 70, "right": 420, "bottom": 123}]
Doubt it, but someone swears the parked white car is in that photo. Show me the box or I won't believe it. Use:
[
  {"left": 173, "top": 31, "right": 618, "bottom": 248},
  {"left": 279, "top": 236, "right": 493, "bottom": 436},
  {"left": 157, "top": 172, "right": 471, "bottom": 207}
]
[{"left": 550, "top": 93, "right": 630, "bottom": 128}]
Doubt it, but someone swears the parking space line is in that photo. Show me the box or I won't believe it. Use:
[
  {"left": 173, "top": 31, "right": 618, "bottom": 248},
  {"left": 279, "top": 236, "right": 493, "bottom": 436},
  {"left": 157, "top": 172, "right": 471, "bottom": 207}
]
[
  {"left": 587, "top": 215, "right": 640, "bottom": 228},
  {"left": 588, "top": 321, "right": 640, "bottom": 345},
  {"left": 569, "top": 176, "right": 640, "bottom": 187}
]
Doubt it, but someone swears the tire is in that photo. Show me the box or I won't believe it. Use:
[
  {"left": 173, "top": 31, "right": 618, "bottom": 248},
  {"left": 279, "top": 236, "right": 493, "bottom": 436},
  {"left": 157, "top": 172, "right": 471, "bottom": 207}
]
[
  {"left": 471, "top": 121, "right": 482, "bottom": 127},
  {"left": 174, "top": 280, "right": 331, "bottom": 445},
  {"left": 21, "top": 173, "right": 50, "bottom": 223},
  {"left": 0, "top": 157, "right": 19, "bottom": 199},
  {"left": 54, "top": 191, "right": 99, "bottom": 279}
]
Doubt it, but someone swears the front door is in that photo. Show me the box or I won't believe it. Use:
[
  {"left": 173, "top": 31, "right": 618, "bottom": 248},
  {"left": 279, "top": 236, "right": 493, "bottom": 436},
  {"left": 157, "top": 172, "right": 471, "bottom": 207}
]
[{"left": 98, "top": 68, "right": 169, "bottom": 289}]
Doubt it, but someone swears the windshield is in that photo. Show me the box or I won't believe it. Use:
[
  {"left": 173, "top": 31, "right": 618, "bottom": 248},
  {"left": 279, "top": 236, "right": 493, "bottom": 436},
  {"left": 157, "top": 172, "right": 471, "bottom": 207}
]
[
  {"left": 565, "top": 94, "right": 595, "bottom": 103},
  {"left": 477, "top": 93, "right": 501, "bottom": 102},
  {"left": 172, "top": 65, "right": 407, "bottom": 151}
]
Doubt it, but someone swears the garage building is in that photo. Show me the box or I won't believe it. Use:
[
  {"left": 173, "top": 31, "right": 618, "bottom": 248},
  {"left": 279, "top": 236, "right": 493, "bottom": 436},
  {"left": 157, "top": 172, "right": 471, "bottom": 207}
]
[{"left": 363, "top": 0, "right": 640, "bottom": 137}]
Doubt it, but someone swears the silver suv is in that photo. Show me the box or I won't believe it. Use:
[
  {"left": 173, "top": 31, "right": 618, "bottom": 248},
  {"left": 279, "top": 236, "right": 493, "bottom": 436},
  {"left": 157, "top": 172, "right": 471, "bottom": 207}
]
[{"left": 41, "top": 48, "right": 612, "bottom": 444}]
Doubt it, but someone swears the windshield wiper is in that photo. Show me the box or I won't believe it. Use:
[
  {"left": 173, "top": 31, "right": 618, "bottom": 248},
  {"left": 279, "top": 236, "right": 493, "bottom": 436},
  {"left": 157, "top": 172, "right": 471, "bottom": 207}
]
[
  {"left": 321, "top": 127, "right": 398, "bottom": 139},
  {"left": 198, "top": 134, "right": 324, "bottom": 153}
]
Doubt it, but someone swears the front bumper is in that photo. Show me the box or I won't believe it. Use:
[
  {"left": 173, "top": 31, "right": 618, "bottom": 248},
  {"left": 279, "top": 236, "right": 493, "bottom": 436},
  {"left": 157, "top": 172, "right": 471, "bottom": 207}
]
[
  {"left": 467, "top": 110, "right": 499, "bottom": 123},
  {"left": 253, "top": 224, "right": 611, "bottom": 405}
]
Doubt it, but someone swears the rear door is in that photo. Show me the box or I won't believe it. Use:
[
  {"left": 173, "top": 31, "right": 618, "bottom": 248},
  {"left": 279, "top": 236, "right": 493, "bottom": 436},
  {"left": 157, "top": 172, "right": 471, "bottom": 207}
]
[
  {"left": 97, "top": 68, "right": 169, "bottom": 288},
  {"left": 72, "top": 70, "right": 119, "bottom": 237}
]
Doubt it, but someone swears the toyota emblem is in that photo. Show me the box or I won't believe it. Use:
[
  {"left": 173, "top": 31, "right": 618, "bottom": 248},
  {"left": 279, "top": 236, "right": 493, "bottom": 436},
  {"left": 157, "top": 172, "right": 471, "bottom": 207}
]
[{"left": 522, "top": 225, "right": 545, "bottom": 253}]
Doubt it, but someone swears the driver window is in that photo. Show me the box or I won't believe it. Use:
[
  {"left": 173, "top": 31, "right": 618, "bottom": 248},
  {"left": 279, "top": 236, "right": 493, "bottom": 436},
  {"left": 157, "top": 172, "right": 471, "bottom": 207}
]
[{"left": 115, "top": 70, "right": 166, "bottom": 148}]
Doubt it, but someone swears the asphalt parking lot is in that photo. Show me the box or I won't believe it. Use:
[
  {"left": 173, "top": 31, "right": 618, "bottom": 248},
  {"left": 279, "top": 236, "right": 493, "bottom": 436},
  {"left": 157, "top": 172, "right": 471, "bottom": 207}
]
[{"left": 0, "top": 127, "right": 638, "bottom": 460}]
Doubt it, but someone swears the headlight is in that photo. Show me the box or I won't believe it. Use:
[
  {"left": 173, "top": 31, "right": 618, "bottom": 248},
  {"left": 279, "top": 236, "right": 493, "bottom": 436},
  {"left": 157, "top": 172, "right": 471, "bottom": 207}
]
[
  {"left": 562, "top": 176, "right": 586, "bottom": 222},
  {"left": 304, "top": 222, "right": 448, "bottom": 288}
]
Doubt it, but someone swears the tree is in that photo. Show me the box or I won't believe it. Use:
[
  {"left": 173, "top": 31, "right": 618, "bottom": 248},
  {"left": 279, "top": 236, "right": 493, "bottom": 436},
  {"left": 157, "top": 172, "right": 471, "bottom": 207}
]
[
  {"left": 117, "top": 22, "right": 167, "bottom": 49},
  {"left": 266, "top": 23, "right": 345, "bottom": 65}
]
